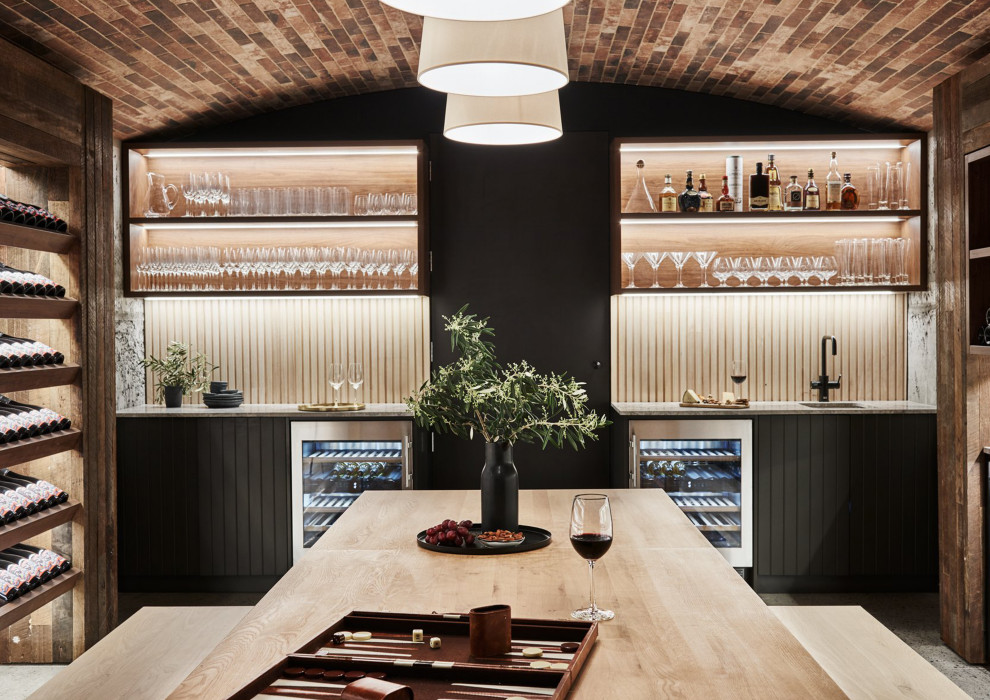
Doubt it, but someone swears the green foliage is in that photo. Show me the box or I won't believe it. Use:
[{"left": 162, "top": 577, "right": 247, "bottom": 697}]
[
  {"left": 140, "top": 341, "right": 217, "bottom": 403},
  {"left": 406, "top": 306, "right": 609, "bottom": 449}
]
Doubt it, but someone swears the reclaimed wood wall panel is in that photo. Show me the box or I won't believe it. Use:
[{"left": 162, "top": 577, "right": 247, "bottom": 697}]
[
  {"left": 612, "top": 293, "right": 906, "bottom": 402},
  {"left": 1, "top": 2, "right": 990, "bottom": 137},
  {"left": 143, "top": 297, "right": 429, "bottom": 405}
]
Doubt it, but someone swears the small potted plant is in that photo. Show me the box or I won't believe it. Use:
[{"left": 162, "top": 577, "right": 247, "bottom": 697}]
[
  {"left": 406, "top": 306, "right": 608, "bottom": 530},
  {"left": 140, "top": 341, "right": 217, "bottom": 408}
]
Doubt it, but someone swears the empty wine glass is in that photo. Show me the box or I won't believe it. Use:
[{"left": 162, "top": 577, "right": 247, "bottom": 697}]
[
  {"left": 348, "top": 362, "right": 364, "bottom": 404},
  {"left": 181, "top": 173, "right": 199, "bottom": 217},
  {"left": 667, "top": 251, "right": 690, "bottom": 288},
  {"left": 570, "top": 494, "right": 614, "bottom": 622},
  {"left": 328, "top": 363, "right": 345, "bottom": 405},
  {"left": 768, "top": 256, "right": 785, "bottom": 286},
  {"left": 692, "top": 250, "right": 718, "bottom": 288},
  {"left": 621, "top": 252, "right": 642, "bottom": 288},
  {"left": 749, "top": 256, "right": 771, "bottom": 287},
  {"left": 642, "top": 251, "right": 665, "bottom": 289}
]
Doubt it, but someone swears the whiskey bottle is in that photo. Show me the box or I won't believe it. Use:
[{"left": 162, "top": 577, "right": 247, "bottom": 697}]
[
  {"left": 697, "top": 174, "right": 714, "bottom": 212},
  {"left": 767, "top": 154, "right": 782, "bottom": 211},
  {"left": 625, "top": 160, "right": 657, "bottom": 213},
  {"left": 749, "top": 162, "right": 769, "bottom": 211},
  {"left": 726, "top": 156, "right": 743, "bottom": 211},
  {"left": 825, "top": 151, "right": 841, "bottom": 210},
  {"left": 659, "top": 174, "right": 678, "bottom": 212},
  {"left": 716, "top": 176, "right": 735, "bottom": 211},
  {"left": 804, "top": 169, "right": 821, "bottom": 211},
  {"left": 784, "top": 175, "right": 803, "bottom": 210},
  {"left": 840, "top": 173, "right": 859, "bottom": 210},
  {"left": 678, "top": 170, "right": 701, "bottom": 212}
]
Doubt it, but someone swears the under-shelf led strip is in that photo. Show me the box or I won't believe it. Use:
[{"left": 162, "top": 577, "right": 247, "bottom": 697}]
[
  {"left": 619, "top": 217, "right": 908, "bottom": 225},
  {"left": 137, "top": 221, "right": 418, "bottom": 230},
  {"left": 137, "top": 147, "right": 419, "bottom": 158},
  {"left": 620, "top": 140, "right": 911, "bottom": 153}
]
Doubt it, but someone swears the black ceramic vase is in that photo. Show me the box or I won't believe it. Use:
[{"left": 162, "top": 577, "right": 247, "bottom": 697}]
[
  {"left": 163, "top": 385, "right": 184, "bottom": 408},
  {"left": 480, "top": 442, "right": 519, "bottom": 531}
]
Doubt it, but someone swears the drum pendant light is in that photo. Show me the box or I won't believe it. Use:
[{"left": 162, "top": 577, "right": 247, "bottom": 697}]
[
  {"left": 380, "top": 0, "right": 570, "bottom": 21},
  {"left": 444, "top": 91, "right": 562, "bottom": 145},
  {"left": 418, "top": 10, "right": 569, "bottom": 97}
]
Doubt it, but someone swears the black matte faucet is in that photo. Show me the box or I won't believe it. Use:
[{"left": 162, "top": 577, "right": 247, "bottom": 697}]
[{"left": 810, "top": 335, "right": 841, "bottom": 402}]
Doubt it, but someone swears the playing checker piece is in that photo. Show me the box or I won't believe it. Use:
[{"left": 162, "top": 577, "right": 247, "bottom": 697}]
[{"left": 230, "top": 609, "right": 597, "bottom": 699}]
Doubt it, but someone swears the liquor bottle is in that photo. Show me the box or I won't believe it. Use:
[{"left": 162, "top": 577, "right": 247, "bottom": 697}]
[
  {"left": 624, "top": 160, "right": 657, "bottom": 213},
  {"left": 726, "top": 156, "right": 743, "bottom": 211},
  {"left": 825, "top": 151, "right": 842, "bottom": 210},
  {"left": 716, "top": 176, "right": 735, "bottom": 212},
  {"left": 659, "top": 174, "right": 678, "bottom": 212},
  {"left": 749, "top": 162, "right": 769, "bottom": 211},
  {"left": 767, "top": 154, "right": 782, "bottom": 211},
  {"left": 678, "top": 171, "right": 701, "bottom": 212},
  {"left": 2, "top": 469, "right": 67, "bottom": 503},
  {"left": 697, "top": 174, "right": 714, "bottom": 212},
  {"left": 784, "top": 176, "right": 803, "bottom": 210},
  {"left": 804, "top": 169, "right": 821, "bottom": 211},
  {"left": 840, "top": 173, "right": 859, "bottom": 210}
]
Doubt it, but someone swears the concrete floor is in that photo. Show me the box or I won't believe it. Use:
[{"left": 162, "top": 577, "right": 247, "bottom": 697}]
[{"left": 2, "top": 592, "right": 989, "bottom": 699}]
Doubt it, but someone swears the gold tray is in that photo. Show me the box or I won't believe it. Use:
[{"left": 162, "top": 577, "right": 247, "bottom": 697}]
[
  {"left": 679, "top": 402, "right": 749, "bottom": 410},
  {"left": 297, "top": 402, "right": 366, "bottom": 412}
]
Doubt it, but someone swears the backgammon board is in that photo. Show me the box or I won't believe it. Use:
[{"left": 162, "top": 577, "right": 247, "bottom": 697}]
[{"left": 229, "top": 610, "right": 598, "bottom": 700}]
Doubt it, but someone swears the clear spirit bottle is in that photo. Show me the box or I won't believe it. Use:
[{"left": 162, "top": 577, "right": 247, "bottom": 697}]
[{"left": 624, "top": 160, "right": 657, "bottom": 213}]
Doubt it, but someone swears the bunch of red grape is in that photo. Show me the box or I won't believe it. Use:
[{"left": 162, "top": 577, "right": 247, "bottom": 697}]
[{"left": 425, "top": 519, "right": 475, "bottom": 547}]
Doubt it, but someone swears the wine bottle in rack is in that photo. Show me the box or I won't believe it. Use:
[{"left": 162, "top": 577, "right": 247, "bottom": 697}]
[
  {"left": 0, "top": 263, "right": 65, "bottom": 297},
  {"left": 0, "top": 476, "right": 54, "bottom": 508},
  {"left": 0, "top": 333, "right": 64, "bottom": 366},
  {"left": 0, "top": 194, "right": 68, "bottom": 232},
  {"left": 0, "top": 550, "right": 43, "bottom": 589},
  {"left": 1, "top": 469, "right": 67, "bottom": 504}
]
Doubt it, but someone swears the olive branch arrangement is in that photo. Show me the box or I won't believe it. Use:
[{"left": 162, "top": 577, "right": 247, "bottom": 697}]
[
  {"left": 406, "top": 306, "right": 608, "bottom": 448},
  {"left": 140, "top": 340, "right": 217, "bottom": 403}
]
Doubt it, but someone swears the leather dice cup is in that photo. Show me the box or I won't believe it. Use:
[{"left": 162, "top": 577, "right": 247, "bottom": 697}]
[{"left": 469, "top": 603, "right": 512, "bottom": 658}]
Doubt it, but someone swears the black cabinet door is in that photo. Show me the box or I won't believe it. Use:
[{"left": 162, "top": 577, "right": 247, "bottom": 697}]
[{"left": 427, "top": 132, "right": 611, "bottom": 489}]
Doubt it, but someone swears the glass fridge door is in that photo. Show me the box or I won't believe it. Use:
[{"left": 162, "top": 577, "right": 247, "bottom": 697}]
[{"left": 291, "top": 421, "right": 412, "bottom": 561}]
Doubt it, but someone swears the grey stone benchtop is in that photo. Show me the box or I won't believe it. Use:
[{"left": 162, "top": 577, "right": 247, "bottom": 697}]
[
  {"left": 117, "top": 403, "right": 413, "bottom": 418},
  {"left": 612, "top": 401, "right": 936, "bottom": 416}
]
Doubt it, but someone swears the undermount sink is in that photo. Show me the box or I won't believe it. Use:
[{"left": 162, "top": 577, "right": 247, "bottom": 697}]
[{"left": 799, "top": 402, "right": 865, "bottom": 409}]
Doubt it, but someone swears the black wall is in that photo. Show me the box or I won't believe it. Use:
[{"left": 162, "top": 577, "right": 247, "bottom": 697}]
[{"left": 163, "top": 84, "right": 867, "bottom": 489}]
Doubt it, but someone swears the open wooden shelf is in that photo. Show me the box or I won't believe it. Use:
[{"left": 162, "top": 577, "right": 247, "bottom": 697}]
[
  {"left": 0, "top": 568, "right": 80, "bottom": 630},
  {"left": 0, "top": 429, "right": 81, "bottom": 468},
  {"left": 129, "top": 215, "right": 417, "bottom": 227},
  {"left": 0, "top": 296, "right": 78, "bottom": 319},
  {"left": 621, "top": 210, "right": 921, "bottom": 221},
  {"left": 970, "top": 345, "right": 990, "bottom": 356},
  {"left": 0, "top": 221, "right": 76, "bottom": 254},
  {"left": 0, "top": 499, "right": 80, "bottom": 551},
  {"left": 0, "top": 364, "right": 80, "bottom": 393}
]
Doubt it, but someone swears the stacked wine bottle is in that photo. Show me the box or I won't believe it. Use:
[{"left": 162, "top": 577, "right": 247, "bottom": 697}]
[
  {"left": 0, "top": 543, "right": 71, "bottom": 604},
  {"left": 0, "top": 396, "right": 70, "bottom": 443},
  {"left": 0, "top": 468, "right": 69, "bottom": 524},
  {"left": 0, "top": 194, "right": 68, "bottom": 233},
  {"left": 0, "top": 262, "right": 65, "bottom": 297},
  {"left": 0, "top": 333, "right": 64, "bottom": 368}
]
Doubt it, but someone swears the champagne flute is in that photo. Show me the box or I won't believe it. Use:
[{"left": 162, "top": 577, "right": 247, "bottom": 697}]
[
  {"left": 347, "top": 362, "right": 364, "bottom": 404},
  {"left": 570, "top": 494, "right": 614, "bottom": 622},
  {"left": 328, "top": 363, "right": 345, "bottom": 406}
]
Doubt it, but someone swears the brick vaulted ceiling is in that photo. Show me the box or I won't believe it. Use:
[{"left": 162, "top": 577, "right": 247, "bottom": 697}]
[{"left": 1, "top": 1, "right": 989, "bottom": 139}]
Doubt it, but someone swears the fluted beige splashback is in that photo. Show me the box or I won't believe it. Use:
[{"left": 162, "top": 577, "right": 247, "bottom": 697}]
[
  {"left": 612, "top": 293, "right": 907, "bottom": 402},
  {"left": 144, "top": 297, "right": 429, "bottom": 404}
]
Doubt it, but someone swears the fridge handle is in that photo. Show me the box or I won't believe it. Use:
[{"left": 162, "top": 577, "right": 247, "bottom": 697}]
[
  {"left": 629, "top": 433, "right": 638, "bottom": 488},
  {"left": 403, "top": 436, "right": 413, "bottom": 489}
]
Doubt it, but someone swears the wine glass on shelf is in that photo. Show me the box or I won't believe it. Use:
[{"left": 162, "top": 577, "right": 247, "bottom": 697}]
[
  {"left": 348, "top": 362, "right": 365, "bottom": 404},
  {"left": 712, "top": 257, "right": 732, "bottom": 287},
  {"left": 620, "top": 251, "right": 642, "bottom": 289},
  {"left": 642, "top": 251, "right": 664, "bottom": 289},
  {"left": 692, "top": 250, "right": 718, "bottom": 288},
  {"left": 181, "top": 173, "right": 198, "bottom": 216},
  {"left": 667, "top": 251, "right": 690, "bottom": 288},
  {"left": 570, "top": 493, "right": 614, "bottom": 622},
  {"left": 328, "top": 363, "right": 345, "bottom": 406},
  {"left": 730, "top": 360, "right": 747, "bottom": 398}
]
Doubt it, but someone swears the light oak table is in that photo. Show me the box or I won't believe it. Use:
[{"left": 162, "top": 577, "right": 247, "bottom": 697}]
[{"left": 171, "top": 490, "right": 844, "bottom": 699}]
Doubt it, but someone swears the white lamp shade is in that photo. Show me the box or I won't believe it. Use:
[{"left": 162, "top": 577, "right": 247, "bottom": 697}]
[
  {"left": 444, "top": 91, "right": 562, "bottom": 145},
  {"left": 418, "top": 11, "right": 569, "bottom": 97},
  {"left": 381, "top": 0, "right": 571, "bottom": 21}
]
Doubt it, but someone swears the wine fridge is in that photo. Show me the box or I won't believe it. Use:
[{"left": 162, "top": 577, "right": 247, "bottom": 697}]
[
  {"left": 629, "top": 420, "right": 752, "bottom": 568},
  {"left": 291, "top": 420, "right": 413, "bottom": 561}
]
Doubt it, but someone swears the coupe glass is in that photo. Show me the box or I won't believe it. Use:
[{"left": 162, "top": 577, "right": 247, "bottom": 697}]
[
  {"left": 570, "top": 494, "right": 614, "bottom": 622},
  {"left": 692, "top": 250, "right": 718, "bottom": 288},
  {"left": 328, "top": 363, "right": 345, "bottom": 405},
  {"left": 348, "top": 362, "right": 364, "bottom": 404},
  {"left": 621, "top": 251, "right": 642, "bottom": 288}
]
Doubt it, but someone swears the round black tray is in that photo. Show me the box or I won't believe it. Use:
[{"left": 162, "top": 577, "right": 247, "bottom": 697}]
[{"left": 415, "top": 525, "right": 552, "bottom": 555}]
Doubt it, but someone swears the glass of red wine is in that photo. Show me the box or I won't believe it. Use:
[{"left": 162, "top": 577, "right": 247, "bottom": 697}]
[
  {"left": 569, "top": 493, "right": 614, "bottom": 621},
  {"left": 731, "top": 359, "right": 747, "bottom": 397}
]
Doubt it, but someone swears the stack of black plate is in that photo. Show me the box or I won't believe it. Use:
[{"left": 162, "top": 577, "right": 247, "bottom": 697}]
[{"left": 202, "top": 390, "right": 243, "bottom": 408}]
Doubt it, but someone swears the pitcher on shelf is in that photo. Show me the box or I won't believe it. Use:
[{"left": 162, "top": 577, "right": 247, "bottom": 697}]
[{"left": 145, "top": 172, "right": 179, "bottom": 217}]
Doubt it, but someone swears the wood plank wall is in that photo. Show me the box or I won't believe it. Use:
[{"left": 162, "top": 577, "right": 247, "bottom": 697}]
[
  {"left": 934, "top": 50, "right": 990, "bottom": 664},
  {"left": 143, "top": 297, "right": 429, "bottom": 405},
  {"left": 612, "top": 294, "right": 907, "bottom": 402}
]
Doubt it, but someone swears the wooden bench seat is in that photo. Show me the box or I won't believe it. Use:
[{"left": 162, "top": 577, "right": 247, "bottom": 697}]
[
  {"left": 771, "top": 605, "right": 968, "bottom": 699},
  {"left": 28, "top": 606, "right": 250, "bottom": 700}
]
